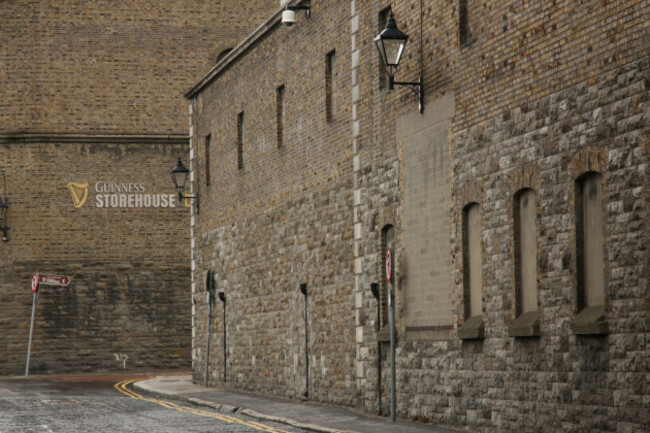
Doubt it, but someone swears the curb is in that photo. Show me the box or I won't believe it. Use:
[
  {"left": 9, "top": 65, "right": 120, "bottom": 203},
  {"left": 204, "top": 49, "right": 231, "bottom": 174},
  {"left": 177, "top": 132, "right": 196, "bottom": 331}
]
[{"left": 132, "top": 381, "right": 353, "bottom": 433}]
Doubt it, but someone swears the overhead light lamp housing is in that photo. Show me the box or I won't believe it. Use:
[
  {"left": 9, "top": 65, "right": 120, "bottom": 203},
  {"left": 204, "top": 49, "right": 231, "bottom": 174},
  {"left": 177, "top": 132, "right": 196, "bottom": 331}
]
[{"left": 282, "top": 0, "right": 311, "bottom": 27}]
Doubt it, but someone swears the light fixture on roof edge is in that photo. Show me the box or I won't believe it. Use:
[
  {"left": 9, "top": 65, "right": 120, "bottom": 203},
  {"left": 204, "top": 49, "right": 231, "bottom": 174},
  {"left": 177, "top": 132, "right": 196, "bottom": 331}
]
[{"left": 282, "top": 0, "right": 311, "bottom": 27}]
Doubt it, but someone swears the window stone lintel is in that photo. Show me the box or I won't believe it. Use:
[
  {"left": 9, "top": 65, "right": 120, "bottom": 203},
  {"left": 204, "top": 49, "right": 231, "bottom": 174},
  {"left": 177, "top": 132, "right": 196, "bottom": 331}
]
[{"left": 570, "top": 305, "right": 608, "bottom": 335}]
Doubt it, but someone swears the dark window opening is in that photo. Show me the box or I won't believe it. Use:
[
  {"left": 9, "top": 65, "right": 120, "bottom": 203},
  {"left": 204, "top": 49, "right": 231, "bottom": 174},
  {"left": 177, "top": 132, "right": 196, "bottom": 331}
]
[{"left": 237, "top": 112, "right": 244, "bottom": 170}]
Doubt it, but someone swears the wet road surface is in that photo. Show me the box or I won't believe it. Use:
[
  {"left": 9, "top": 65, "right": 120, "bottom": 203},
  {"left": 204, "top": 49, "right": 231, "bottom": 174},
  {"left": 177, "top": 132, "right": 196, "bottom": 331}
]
[{"left": 0, "top": 374, "right": 309, "bottom": 433}]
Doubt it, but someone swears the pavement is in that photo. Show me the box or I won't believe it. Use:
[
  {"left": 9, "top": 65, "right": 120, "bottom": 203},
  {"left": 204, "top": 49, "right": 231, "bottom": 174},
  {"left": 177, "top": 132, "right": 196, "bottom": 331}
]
[{"left": 133, "top": 375, "right": 465, "bottom": 433}]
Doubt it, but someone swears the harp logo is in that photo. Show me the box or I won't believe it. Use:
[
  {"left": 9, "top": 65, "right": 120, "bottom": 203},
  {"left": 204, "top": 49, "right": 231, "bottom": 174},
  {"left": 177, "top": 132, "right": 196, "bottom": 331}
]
[{"left": 67, "top": 182, "right": 89, "bottom": 208}]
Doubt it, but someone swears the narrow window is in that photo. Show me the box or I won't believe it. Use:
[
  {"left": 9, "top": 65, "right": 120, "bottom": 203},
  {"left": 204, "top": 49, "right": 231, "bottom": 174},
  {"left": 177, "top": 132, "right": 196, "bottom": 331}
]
[
  {"left": 459, "top": 0, "right": 470, "bottom": 46},
  {"left": 576, "top": 172, "right": 605, "bottom": 309},
  {"left": 325, "top": 50, "right": 335, "bottom": 122},
  {"left": 463, "top": 203, "right": 482, "bottom": 319},
  {"left": 378, "top": 7, "right": 391, "bottom": 89},
  {"left": 276, "top": 85, "right": 285, "bottom": 148},
  {"left": 204, "top": 134, "right": 211, "bottom": 187},
  {"left": 514, "top": 189, "right": 538, "bottom": 316},
  {"left": 237, "top": 112, "right": 244, "bottom": 170},
  {"left": 381, "top": 224, "right": 395, "bottom": 328}
]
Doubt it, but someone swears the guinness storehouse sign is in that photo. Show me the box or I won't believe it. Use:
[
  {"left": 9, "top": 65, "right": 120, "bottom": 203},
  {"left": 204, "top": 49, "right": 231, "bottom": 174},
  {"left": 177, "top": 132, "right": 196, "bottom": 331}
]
[{"left": 67, "top": 181, "right": 183, "bottom": 209}]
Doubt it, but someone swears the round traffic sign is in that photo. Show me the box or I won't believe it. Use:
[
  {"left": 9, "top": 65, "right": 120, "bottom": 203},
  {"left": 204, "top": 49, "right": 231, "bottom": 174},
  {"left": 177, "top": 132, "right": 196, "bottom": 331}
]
[
  {"left": 385, "top": 248, "right": 392, "bottom": 283},
  {"left": 31, "top": 274, "right": 39, "bottom": 293}
]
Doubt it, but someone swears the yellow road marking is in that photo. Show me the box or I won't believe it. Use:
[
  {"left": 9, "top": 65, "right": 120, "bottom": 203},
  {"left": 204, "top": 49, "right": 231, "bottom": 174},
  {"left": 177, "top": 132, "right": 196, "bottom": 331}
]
[{"left": 113, "top": 379, "right": 295, "bottom": 433}]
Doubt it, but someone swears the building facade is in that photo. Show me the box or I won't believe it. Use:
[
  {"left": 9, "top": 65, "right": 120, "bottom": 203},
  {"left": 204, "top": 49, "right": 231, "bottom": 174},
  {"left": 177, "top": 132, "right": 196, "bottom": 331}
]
[
  {"left": 0, "top": 0, "right": 278, "bottom": 375},
  {"left": 188, "top": 0, "right": 649, "bottom": 432}
]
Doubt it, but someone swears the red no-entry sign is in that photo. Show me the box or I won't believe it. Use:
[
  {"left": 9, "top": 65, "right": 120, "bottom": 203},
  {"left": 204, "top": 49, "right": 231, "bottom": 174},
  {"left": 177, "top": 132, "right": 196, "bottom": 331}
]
[
  {"left": 385, "top": 247, "right": 392, "bottom": 284},
  {"left": 31, "top": 273, "right": 71, "bottom": 291}
]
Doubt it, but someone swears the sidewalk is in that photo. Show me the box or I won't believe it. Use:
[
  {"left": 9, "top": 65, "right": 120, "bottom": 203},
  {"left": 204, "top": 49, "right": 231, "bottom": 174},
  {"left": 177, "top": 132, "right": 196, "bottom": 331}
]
[{"left": 133, "top": 376, "right": 465, "bottom": 433}]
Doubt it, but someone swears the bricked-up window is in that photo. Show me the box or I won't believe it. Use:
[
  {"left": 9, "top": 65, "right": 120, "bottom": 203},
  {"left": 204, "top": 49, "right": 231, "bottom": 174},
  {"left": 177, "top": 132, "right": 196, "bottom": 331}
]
[
  {"left": 380, "top": 224, "right": 395, "bottom": 328},
  {"left": 575, "top": 172, "right": 606, "bottom": 310},
  {"left": 378, "top": 7, "right": 391, "bottom": 90},
  {"left": 325, "top": 50, "right": 335, "bottom": 122},
  {"left": 276, "top": 85, "right": 285, "bottom": 148},
  {"left": 237, "top": 112, "right": 244, "bottom": 170},
  {"left": 513, "top": 189, "right": 538, "bottom": 316},
  {"left": 462, "top": 203, "right": 483, "bottom": 319},
  {"left": 204, "top": 134, "right": 211, "bottom": 187}
]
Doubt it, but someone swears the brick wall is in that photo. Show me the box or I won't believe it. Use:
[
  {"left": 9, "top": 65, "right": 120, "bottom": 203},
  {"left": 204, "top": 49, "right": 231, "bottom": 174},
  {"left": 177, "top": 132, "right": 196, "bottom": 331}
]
[
  {"left": 0, "top": 1, "right": 279, "bottom": 375},
  {"left": 189, "top": 0, "right": 356, "bottom": 404},
  {"left": 0, "top": 140, "right": 191, "bottom": 375},
  {"left": 0, "top": 0, "right": 279, "bottom": 134}
]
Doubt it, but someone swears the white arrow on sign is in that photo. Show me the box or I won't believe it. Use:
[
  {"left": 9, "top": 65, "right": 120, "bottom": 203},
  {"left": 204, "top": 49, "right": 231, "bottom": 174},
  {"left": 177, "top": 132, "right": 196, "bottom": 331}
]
[{"left": 37, "top": 274, "right": 71, "bottom": 287}]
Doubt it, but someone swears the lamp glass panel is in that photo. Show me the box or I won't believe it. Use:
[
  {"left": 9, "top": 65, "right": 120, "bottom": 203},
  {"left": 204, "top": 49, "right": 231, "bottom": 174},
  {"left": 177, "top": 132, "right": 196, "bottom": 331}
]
[
  {"left": 374, "top": 37, "right": 388, "bottom": 68},
  {"left": 172, "top": 169, "right": 189, "bottom": 191},
  {"left": 383, "top": 39, "right": 405, "bottom": 66}
]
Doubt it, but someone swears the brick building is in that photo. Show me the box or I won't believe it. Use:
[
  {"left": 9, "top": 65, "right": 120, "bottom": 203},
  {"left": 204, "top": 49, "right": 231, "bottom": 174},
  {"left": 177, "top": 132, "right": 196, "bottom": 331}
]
[
  {"left": 188, "top": 0, "right": 648, "bottom": 432},
  {"left": 0, "top": 0, "right": 277, "bottom": 375}
]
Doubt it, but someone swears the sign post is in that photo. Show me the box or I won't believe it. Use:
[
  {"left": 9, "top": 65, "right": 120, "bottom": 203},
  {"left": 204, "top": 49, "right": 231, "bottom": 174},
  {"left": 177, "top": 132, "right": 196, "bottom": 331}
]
[{"left": 25, "top": 273, "right": 71, "bottom": 376}]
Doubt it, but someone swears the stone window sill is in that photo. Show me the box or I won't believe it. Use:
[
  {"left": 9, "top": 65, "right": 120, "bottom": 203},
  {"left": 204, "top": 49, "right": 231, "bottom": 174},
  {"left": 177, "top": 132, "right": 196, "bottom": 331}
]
[
  {"left": 509, "top": 311, "right": 540, "bottom": 338},
  {"left": 570, "top": 305, "right": 608, "bottom": 335},
  {"left": 458, "top": 315, "right": 484, "bottom": 340},
  {"left": 377, "top": 326, "right": 391, "bottom": 343}
]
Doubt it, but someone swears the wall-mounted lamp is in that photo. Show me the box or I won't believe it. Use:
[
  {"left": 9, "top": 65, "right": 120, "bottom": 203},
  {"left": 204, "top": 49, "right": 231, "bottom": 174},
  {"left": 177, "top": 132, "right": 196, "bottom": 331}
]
[
  {"left": 374, "top": 11, "right": 424, "bottom": 113},
  {"left": 171, "top": 157, "right": 199, "bottom": 213},
  {"left": 282, "top": 0, "right": 310, "bottom": 27},
  {"left": 0, "top": 175, "right": 9, "bottom": 242}
]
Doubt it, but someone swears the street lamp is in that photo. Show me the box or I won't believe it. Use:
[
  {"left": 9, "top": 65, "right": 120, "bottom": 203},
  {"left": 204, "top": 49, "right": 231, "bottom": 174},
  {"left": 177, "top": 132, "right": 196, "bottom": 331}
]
[
  {"left": 374, "top": 11, "right": 424, "bottom": 113},
  {"left": 171, "top": 157, "right": 199, "bottom": 213}
]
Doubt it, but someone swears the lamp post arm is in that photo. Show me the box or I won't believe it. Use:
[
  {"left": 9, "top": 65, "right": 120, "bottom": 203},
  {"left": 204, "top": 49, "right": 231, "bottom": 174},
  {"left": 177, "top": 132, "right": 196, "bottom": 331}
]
[{"left": 388, "top": 75, "right": 424, "bottom": 114}]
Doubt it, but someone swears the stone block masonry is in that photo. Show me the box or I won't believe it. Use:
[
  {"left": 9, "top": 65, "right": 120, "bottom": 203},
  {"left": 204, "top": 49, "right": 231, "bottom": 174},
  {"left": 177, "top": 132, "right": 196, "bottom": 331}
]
[{"left": 351, "top": 0, "right": 649, "bottom": 432}]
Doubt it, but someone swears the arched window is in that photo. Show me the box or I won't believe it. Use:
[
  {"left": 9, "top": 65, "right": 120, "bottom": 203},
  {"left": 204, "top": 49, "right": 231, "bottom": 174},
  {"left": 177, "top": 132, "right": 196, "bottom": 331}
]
[
  {"left": 514, "top": 189, "right": 538, "bottom": 315},
  {"left": 576, "top": 172, "right": 606, "bottom": 308},
  {"left": 510, "top": 189, "right": 540, "bottom": 337},
  {"left": 458, "top": 203, "right": 484, "bottom": 339},
  {"left": 571, "top": 172, "right": 608, "bottom": 334}
]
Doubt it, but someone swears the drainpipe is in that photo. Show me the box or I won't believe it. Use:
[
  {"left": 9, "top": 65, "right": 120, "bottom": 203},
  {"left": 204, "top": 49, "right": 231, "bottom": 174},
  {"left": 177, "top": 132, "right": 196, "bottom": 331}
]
[
  {"left": 370, "top": 282, "right": 381, "bottom": 415},
  {"left": 218, "top": 291, "right": 226, "bottom": 382},
  {"left": 300, "top": 283, "right": 309, "bottom": 399}
]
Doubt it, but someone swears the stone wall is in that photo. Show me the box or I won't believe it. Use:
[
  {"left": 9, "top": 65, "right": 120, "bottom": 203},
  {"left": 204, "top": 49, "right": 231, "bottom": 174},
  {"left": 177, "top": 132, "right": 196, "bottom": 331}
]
[{"left": 351, "top": 0, "right": 649, "bottom": 432}]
